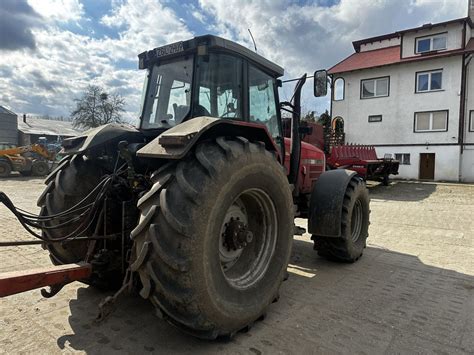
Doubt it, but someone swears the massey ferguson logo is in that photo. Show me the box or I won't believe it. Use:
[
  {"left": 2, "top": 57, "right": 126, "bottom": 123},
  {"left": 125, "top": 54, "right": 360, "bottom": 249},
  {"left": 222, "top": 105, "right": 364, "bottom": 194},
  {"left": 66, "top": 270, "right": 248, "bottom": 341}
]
[{"left": 154, "top": 42, "right": 184, "bottom": 57}]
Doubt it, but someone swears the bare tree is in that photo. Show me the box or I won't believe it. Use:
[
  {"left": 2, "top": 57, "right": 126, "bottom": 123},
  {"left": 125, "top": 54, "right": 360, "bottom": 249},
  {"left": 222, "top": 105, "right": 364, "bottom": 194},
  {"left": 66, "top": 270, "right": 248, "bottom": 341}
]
[
  {"left": 302, "top": 110, "right": 317, "bottom": 122},
  {"left": 71, "top": 85, "right": 125, "bottom": 129}
]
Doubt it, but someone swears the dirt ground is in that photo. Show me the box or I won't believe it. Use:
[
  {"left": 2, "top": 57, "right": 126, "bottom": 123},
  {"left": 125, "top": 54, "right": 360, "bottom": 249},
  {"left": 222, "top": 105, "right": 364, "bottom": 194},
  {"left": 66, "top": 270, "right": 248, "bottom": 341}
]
[{"left": 0, "top": 176, "right": 473, "bottom": 354}]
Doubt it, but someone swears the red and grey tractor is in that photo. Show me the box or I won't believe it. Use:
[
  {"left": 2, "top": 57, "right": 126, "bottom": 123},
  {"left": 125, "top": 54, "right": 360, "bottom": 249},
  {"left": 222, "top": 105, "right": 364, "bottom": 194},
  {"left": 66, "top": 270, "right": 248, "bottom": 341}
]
[{"left": 0, "top": 35, "right": 369, "bottom": 339}]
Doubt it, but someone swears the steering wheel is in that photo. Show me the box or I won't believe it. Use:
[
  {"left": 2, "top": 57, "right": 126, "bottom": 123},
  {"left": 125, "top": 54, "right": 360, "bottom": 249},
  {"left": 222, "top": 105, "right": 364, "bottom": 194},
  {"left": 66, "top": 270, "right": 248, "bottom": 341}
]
[
  {"left": 221, "top": 110, "right": 237, "bottom": 118},
  {"left": 220, "top": 102, "right": 237, "bottom": 118}
]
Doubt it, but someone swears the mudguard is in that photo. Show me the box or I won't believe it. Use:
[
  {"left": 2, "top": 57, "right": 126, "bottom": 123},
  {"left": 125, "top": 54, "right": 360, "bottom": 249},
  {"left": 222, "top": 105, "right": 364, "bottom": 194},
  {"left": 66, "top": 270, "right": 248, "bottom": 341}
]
[
  {"left": 308, "top": 169, "right": 357, "bottom": 238},
  {"left": 61, "top": 124, "right": 143, "bottom": 155},
  {"left": 137, "top": 116, "right": 279, "bottom": 159}
]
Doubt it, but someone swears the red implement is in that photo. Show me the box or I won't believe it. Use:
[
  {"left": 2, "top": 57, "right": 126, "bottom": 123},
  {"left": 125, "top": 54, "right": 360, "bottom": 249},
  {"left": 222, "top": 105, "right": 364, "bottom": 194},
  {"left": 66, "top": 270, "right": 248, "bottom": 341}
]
[{"left": 0, "top": 263, "right": 92, "bottom": 297}]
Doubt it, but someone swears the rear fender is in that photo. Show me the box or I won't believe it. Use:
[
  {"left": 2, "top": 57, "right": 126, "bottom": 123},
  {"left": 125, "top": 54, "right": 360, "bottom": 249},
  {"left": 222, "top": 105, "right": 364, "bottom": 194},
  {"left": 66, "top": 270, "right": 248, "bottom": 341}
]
[
  {"left": 137, "top": 116, "right": 279, "bottom": 160},
  {"left": 61, "top": 123, "right": 143, "bottom": 155},
  {"left": 308, "top": 169, "right": 357, "bottom": 237}
]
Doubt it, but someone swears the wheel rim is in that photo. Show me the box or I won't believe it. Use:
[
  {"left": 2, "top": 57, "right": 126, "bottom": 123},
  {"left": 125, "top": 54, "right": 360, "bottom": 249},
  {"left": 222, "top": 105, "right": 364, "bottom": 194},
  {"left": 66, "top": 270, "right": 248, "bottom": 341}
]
[
  {"left": 351, "top": 199, "right": 363, "bottom": 242},
  {"left": 38, "top": 165, "right": 47, "bottom": 174},
  {"left": 34, "top": 163, "right": 47, "bottom": 175},
  {"left": 219, "top": 188, "right": 277, "bottom": 290}
]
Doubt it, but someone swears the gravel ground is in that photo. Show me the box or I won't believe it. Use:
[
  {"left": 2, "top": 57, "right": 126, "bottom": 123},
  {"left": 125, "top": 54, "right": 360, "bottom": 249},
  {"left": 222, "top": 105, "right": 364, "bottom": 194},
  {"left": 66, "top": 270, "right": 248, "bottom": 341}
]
[{"left": 0, "top": 176, "right": 473, "bottom": 354}]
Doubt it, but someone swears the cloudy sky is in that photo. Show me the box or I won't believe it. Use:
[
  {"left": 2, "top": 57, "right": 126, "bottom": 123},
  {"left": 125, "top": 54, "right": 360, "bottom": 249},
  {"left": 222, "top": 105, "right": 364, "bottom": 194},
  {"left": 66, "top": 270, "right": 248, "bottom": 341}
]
[{"left": 0, "top": 0, "right": 469, "bottom": 123}]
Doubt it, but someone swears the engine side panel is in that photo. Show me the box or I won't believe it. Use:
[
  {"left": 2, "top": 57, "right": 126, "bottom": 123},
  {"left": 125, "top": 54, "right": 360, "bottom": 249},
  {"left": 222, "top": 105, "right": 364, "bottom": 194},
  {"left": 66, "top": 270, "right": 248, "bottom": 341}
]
[{"left": 284, "top": 139, "right": 325, "bottom": 195}]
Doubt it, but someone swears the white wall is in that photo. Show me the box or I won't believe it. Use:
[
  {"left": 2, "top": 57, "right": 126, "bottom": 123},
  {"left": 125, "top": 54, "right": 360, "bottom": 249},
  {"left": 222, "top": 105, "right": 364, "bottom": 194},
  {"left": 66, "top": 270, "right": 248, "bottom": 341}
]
[
  {"left": 461, "top": 147, "right": 474, "bottom": 181},
  {"left": 464, "top": 55, "right": 474, "bottom": 144},
  {"left": 461, "top": 55, "right": 474, "bottom": 182},
  {"left": 465, "top": 23, "right": 471, "bottom": 43},
  {"left": 332, "top": 56, "right": 463, "bottom": 146},
  {"left": 401, "top": 22, "right": 464, "bottom": 58},
  {"left": 375, "top": 145, "right": 461, "bottom": 181},
  {"left": 360, "top": 37, "right": 400, "bottom": 52}
]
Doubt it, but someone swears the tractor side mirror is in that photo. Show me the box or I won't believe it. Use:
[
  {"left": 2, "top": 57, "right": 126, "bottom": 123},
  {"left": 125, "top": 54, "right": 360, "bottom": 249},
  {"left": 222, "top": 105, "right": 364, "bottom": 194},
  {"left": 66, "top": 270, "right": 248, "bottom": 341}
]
[{"left": 314, "top": 70, "right": 328, "bottom": 97}]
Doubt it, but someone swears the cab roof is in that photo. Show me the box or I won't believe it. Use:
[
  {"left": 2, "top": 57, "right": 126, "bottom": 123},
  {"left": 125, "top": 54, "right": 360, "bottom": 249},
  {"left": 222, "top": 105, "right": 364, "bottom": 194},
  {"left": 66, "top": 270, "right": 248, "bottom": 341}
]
[{"left": 138, "top": 34, "right": 284, "bottom": 78}]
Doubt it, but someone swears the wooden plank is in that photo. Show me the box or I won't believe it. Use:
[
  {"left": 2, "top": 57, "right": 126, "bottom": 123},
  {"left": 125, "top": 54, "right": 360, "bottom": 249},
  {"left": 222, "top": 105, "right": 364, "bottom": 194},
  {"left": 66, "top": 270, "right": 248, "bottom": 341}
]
[{"left": 0, "top": 263, "right": 92, "bottom": 297}]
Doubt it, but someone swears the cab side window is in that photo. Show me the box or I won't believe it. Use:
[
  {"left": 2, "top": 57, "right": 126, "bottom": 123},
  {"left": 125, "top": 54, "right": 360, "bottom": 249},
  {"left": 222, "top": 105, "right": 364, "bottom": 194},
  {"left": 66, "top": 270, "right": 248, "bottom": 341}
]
[
  {"left": 196, "top": 53, "right": 243, "bottom": 119},
  {"left": 248, "top": 65, "right": 279, "bottom": 138}
]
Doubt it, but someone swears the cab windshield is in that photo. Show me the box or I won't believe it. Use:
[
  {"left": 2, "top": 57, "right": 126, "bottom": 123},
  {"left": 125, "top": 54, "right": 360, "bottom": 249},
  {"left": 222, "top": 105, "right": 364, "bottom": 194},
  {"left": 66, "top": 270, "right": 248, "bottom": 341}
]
[{"left": 141, "top": 57, "right": 193, "bottom": 129}]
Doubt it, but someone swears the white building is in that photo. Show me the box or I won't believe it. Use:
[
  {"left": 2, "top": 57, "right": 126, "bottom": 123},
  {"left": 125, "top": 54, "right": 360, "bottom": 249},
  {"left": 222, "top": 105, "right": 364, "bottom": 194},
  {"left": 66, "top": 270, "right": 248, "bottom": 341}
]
[{"left": 328, "top": 4, "right": 474, "bottom": 182}]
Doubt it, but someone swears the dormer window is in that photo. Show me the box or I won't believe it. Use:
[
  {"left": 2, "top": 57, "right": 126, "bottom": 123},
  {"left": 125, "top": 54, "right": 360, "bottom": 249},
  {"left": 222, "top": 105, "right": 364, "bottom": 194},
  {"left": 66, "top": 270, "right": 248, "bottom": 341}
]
[{"left": 415, "top": 33, "right": 447, "bottom": 54}]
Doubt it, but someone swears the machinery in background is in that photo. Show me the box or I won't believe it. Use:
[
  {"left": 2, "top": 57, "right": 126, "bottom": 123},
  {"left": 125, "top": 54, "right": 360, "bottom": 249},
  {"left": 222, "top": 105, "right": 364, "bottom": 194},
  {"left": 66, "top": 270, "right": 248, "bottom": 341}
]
[
  {"left": 0, "top": 142, "right": 56, "bottom": 177},
  {"left": 284, "top": 120, "right": 399, "bottom": 185}
]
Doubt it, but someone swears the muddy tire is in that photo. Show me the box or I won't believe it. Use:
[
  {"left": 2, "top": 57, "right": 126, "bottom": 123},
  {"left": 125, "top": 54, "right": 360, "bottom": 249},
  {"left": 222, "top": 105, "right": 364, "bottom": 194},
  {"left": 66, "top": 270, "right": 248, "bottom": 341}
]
[
  {"left": 132, "top": 137, "right": 294, "bottom": 339},
  {"left": 37, "top": 155, "right": 132, "bottom": 289},
  {"left": 0, "top": 159, "right": 12, "bottom": 177},
  {"left": 36, "top": 155, "right": 118, "bottom": 286},
  {"left": 37, "top": 155, "right": 103, "bottom": 263},
  {"left": 314, "top": 177, "right": 369, "bottom": 262}
]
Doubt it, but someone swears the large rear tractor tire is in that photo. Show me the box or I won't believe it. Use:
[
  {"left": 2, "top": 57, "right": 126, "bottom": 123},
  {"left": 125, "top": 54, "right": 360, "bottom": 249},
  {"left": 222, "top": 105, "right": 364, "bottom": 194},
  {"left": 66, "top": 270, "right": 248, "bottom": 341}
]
[
  {"left": 0, "top": 159, "right": 12, "bottom": 178},
  {"left": 132, "top": 137, "right": 294, "bottom": 339},
  {"left": 37, "top": 155, "right": 123, "bottom": 289},
  {"left": 313, "top": 177, "right": 369, "bottom": 262}
]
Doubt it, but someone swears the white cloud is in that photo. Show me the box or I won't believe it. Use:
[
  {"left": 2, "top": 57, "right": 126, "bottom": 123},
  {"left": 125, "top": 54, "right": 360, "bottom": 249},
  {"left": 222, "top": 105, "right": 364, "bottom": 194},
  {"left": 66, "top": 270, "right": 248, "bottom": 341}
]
[
  {"left": 198, "top": 0, "right": 467, "bottom": 112},
  {"left": 100, "top": 0, "right": 193, "bottom": 60},
  {"left": 0, "top": 0, "right": 469, "bottom": 121},
  {"left": 28, "top": 0, "right": 84, "bottom": 23},
  {"left": 1, "top": 0, "right": 193, "bottom": 122}
]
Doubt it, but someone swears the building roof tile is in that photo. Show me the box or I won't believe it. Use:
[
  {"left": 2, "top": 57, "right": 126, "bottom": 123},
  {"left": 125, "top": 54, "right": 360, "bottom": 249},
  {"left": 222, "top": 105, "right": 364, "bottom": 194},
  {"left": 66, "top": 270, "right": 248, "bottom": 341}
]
[
  {"left": 328, "top": 46, "right": 400, "bottom": 74},
  {"left": 329, "top": 40, "right": 474, "bottom": 75}
]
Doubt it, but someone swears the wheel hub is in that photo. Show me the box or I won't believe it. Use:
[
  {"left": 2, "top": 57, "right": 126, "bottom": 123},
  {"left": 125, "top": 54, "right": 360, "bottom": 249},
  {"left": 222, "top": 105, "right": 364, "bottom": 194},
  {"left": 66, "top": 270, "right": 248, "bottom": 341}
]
[
  {"left": 223, "top": 218, "right": 253, "bottom": 251},
  {"left": 218, "top": 189, "right": 278, "bottom": 289}
]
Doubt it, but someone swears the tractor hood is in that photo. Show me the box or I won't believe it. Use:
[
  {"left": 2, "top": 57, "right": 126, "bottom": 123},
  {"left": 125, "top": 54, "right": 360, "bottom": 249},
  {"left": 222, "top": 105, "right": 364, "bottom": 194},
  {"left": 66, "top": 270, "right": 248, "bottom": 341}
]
[{"left": 62, "top": 123, "right": 143, "bottom": 155}]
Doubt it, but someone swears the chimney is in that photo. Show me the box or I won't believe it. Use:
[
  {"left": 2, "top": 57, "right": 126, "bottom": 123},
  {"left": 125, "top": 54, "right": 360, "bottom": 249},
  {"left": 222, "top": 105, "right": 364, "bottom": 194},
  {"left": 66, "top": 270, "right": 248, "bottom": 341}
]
[
  {"left": 23, "top": 113, "right": 26, "bottom": 123},
  {"left": 470, "top": 0, "right": 474, "bottom": 22}
]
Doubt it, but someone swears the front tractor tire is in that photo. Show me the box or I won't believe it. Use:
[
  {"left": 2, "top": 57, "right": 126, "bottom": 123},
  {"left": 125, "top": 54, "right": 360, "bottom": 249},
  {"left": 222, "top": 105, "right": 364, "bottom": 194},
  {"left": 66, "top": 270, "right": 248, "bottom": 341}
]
[
  {"left": 132, "top": 137, "right": 294, "bottom": 339},
  {"left": 314, "top": 177, "right": 370, "bottom": 262}
]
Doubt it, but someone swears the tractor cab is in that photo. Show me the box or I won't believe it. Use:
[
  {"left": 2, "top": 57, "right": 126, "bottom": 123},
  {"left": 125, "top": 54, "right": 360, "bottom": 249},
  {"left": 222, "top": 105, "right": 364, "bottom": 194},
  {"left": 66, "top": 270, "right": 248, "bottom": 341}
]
[
  {"left": 139, "top": 35, "right": 285, "bottom": 141},
  {"left": 138, "top": 35, "right": 328, "bottom": 187}
]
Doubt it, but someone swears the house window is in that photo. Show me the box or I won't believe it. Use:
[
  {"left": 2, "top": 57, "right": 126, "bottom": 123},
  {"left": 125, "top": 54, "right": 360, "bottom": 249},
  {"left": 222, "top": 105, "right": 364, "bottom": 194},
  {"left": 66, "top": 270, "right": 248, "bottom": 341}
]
[
  {"left": 361, "top": 77, "right": 389, "bottom": 99},
  {"left": 415, "top": 34, "right": 447, "bottom": 54},
  {"left": 414, "top": 110, "right": 448, "bottom": 132},
  {"left": 395, "top": 153, "right": 411, "bottom": 165},
  {"left": 470, "top": 111, "right": 474, "bottom": 132},
  {"left": 334, "top": 77, "right": 344, "bottom": 101},
  {"left": 416, "top": 70, "right": 442, "bottom": 92},
  {"left": 368, "top": 115, "right": 382, "bottom": 122}
]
